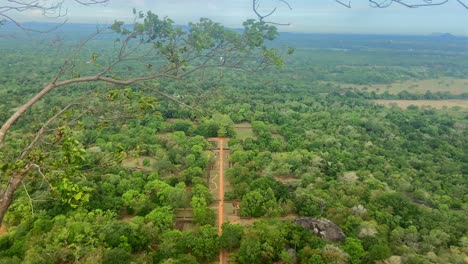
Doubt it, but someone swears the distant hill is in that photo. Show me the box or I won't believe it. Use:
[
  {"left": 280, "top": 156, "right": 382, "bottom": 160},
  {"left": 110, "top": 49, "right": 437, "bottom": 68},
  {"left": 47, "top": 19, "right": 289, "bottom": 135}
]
[{"left": 431, "top": 32, "right": 457, "bottom": 38}]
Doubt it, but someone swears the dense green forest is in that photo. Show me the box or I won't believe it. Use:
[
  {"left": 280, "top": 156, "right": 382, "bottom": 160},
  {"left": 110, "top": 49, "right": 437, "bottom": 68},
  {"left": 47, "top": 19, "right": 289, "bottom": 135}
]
[{"left": 0, "top": 18, "right": 467, "bottom": 264}]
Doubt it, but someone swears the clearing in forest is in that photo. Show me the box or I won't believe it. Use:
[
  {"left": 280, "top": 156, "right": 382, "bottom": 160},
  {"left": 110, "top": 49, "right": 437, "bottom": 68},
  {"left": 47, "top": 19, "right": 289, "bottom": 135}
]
[
  {"left": 375, "top": 99, "right": 468, "bottom": 109},
  {"left": 234, "top": 122, "right": 255, "bottom": 140},
  {"left": 332, "top": 77, "right": 468, "bottom": 94},
  {"left": 122, "top": 156, "right": 157, "bottom": 171}
]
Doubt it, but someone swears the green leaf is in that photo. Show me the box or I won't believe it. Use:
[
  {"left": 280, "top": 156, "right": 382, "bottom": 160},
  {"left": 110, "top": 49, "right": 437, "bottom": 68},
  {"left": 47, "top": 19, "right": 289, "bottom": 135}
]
[{"left": 74, "top": 192, "right": 83, "bottom": 200}]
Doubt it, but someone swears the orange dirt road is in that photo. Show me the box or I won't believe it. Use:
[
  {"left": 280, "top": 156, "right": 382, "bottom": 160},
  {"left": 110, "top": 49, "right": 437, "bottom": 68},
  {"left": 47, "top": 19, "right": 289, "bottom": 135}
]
[
  {"left": 217, "top": 138, "right": 227, "bottom": 264},
  {"left": 218, "top": 138, "right": 224, "bottom": 235}
]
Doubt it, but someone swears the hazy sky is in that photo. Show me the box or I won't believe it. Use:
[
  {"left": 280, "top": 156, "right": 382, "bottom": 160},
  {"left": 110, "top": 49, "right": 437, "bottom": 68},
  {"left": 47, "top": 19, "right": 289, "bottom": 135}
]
[{"left": 14, "top": 0, "right": 468, "bottom": 35}]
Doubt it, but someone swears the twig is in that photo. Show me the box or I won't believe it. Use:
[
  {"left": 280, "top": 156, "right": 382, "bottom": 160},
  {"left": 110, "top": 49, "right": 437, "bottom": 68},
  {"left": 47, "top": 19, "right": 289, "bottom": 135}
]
[
  {"left": 336, "top": 1, "right": 352, "bottom": 8},
  {"left": 31, "top": 164, "right": 55, "bottom": 191},
  {"left": 137, "top": 83, "right": 196, "bottom": 110},
  {"left": 0, "top": 0, "right": 109, "bottom": 34},
  {"left": 252, "top": 0, "right": 292, "bottom": 25},
  {"left": 456, "top": 0, "right": 468, "bottom": 8},
  {"left": 367, "top": 0, "right": 467, "bottom": 9},
  {"left": 22, "top": 182, "right": 34, "bottom": 215}
]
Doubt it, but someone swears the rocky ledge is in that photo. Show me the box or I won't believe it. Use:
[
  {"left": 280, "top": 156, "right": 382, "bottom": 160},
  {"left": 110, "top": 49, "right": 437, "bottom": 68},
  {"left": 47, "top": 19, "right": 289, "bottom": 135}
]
[{"left": 295, "top": 217, "right": 346, "bottom": 242}]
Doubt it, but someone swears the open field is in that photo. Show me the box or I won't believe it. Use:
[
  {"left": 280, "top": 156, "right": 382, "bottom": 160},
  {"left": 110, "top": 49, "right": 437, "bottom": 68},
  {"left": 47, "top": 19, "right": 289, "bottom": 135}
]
[
  {"left": 234, "top": 122, "right": 255, "bottom": 140},
  {"left": 333, "top": 78, "right": 468, "bottom": 94},
  {"left": 122, "top": 156, "right": 157, "bottom": 171},
  {"left": 175, "top": 208, "right": 195, "bottom": 231},
  {"left": 375, "top": 99, "right": 468, "bottom": 109},
  {"left": 233, "top": 214, "right": 299, "bottom": 226}
]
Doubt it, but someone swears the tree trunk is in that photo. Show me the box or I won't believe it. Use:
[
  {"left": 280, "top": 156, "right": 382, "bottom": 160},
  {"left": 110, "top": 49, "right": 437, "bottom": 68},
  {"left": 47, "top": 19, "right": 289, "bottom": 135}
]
[
  {"left": 0, "top": 195, "right": 13, "bottom": 226},
  {"left": 0, "top": 169, "right": 29, "bottom": 225}
]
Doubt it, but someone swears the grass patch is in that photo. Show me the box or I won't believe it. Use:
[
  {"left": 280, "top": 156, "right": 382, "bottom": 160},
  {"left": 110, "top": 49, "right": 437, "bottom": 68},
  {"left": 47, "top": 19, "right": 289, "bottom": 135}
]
[
  {"left": 332, "top": 77, "right": 468, "bottom": 95},
  {"left": 175, "top": 208, "right": 194, "bottom": 218},
  {"left": 122, "top": 156, "right": 157, "bottom": 171},
  {"left": 234, "top": 122, "right": 255, "bottom": 140}
]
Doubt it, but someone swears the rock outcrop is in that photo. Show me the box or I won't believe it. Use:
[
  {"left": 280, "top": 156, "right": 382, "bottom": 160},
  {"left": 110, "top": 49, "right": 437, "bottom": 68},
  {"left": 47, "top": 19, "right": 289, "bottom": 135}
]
[{"left": 295, "top": 217, "right": 346, "bottom": 242}]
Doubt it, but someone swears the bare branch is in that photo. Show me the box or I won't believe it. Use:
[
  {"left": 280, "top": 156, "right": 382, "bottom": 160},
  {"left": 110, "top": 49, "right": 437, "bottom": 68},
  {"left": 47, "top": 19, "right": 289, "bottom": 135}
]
[
  {"left": 265, "top": 0, "right": 468, "bottom": 10},
  {"left": 31, "top": 164, "right": 54, "bottom": 191},
  {"left": 336, "top": 0, "right": 352, "bottom": 8},
  {"left": 0, "top": 12, "right": 68, "bottom": 33},
  {"left": 262, "top": 20, "right": 292, "bottom": 26},
  {"left": 252, "top": 0, "right": 292, "bottom": 25},
  {"left": 137, "top": 83, "right": 196, "bottom": 110},
  {"left": 367, "top": 0, "right": 467, "bottom": 9},
  {"left": 52, "top": 29, "right": 103, "bottom": 82},
  {"left": 279, "top": 0, "right": 293, "bottom": 10},
  {"left": 22, "top": 182, "right": 34, "bottom": 215},
  {"left": 456, "top": 0, "right": 468, "bottom": 8},
  {"left": 0, "top": 0, "right": 109, "bottom": 33},
  {"left": 74, "top": 0, "right": 109, "bottom": 6}
]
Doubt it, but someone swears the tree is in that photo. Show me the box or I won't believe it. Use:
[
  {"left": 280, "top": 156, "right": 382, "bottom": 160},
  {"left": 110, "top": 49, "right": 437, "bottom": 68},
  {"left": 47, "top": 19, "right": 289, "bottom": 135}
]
[
  {"left": 343, "top": 238, "right": 365, "bottom": 264},
  {"left": 321, "top": 245, "right": 349, "bottom": 264},
  {"left": 153, "top": 230, "right": 188, "bottom": 262},
  {"left": 0, "top": 9, "right": 284, "bottom": 225},
  {"left": 187, "top": 225, "right": 219, "bottom": 262},
  {"left": 237, "top": 238, "right": 263, "bottom": 264},
  {"left": 191, "top": 196, "right": 215, "bottom": 226},
  {"left": 367, "top": 244, "right": 392, "bottom": 262},
  {"left": 298, "top": 247, "right": 325, "bottom": 264},
  {"left": 167, "top": 182, "right": 187, "bottom": 208},
  {"left": 191, "top": 184, "right": 214, "bottom": 204},
  {"left": 294, "top": 190, "right": 328, "bottom": 217},
  {"left": 0, "top": 0, "right": 465, "bottom": 228},
  {"left": 144, "top": 206, "right": 175, "bottom": 232},
  {"left": 240, "top": 190, "right": 266, "bottom": 217},
  {"left": 102, "top": 248, "right": 133, "bottom": 264},
  {"left": 237, "top": 220, "right": 288, "bottom": 263},
  {"left": 219, "top": 223, "right": 243, "bottom": 250},
  {"left": 122, "top": 189, "right": 149, "bottom": 214}
]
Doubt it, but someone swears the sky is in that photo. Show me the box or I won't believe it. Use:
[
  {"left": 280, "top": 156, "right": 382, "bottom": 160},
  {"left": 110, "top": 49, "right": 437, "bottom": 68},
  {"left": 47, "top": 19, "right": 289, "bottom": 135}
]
[{"left": 12, "top": 0, "right": 468, "bottom": 35}]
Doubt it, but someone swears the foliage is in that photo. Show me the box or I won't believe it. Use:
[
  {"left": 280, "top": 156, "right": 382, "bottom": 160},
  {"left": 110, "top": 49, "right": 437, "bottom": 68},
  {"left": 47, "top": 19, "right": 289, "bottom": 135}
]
[
  {"left": 1, "top": 9, "right": 467, "bottom": 264},
  {"left": 187, "top": 225, "right": 219, "bottom": 262},
  {"left": 219, "top": 223, "right": 243, "bottom": 250}
]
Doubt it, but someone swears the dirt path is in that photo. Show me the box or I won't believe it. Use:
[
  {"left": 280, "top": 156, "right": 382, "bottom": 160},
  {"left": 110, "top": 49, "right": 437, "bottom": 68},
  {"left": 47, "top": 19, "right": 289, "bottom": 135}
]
[
  {"left": 208, "top": 137, "right": 229, "bottom": 263},
  {"left": 217, "top": 138, "right": 227, "bottom": 264},
  {"left": 218, "top": 138, "right": 224, "bottom": 234}
]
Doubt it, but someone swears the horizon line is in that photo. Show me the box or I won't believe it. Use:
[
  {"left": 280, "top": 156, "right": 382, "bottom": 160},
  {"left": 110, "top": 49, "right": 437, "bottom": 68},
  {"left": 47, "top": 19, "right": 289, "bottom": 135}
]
[{"left": 2, "top": 21, "right": 468, "bottom": 38}]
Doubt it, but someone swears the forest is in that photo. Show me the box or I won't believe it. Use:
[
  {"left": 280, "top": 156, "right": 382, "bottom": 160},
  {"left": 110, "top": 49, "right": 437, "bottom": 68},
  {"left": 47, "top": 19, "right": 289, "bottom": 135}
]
[{"left": 0, "top": 4, "right": 467, "bottom": 264}]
